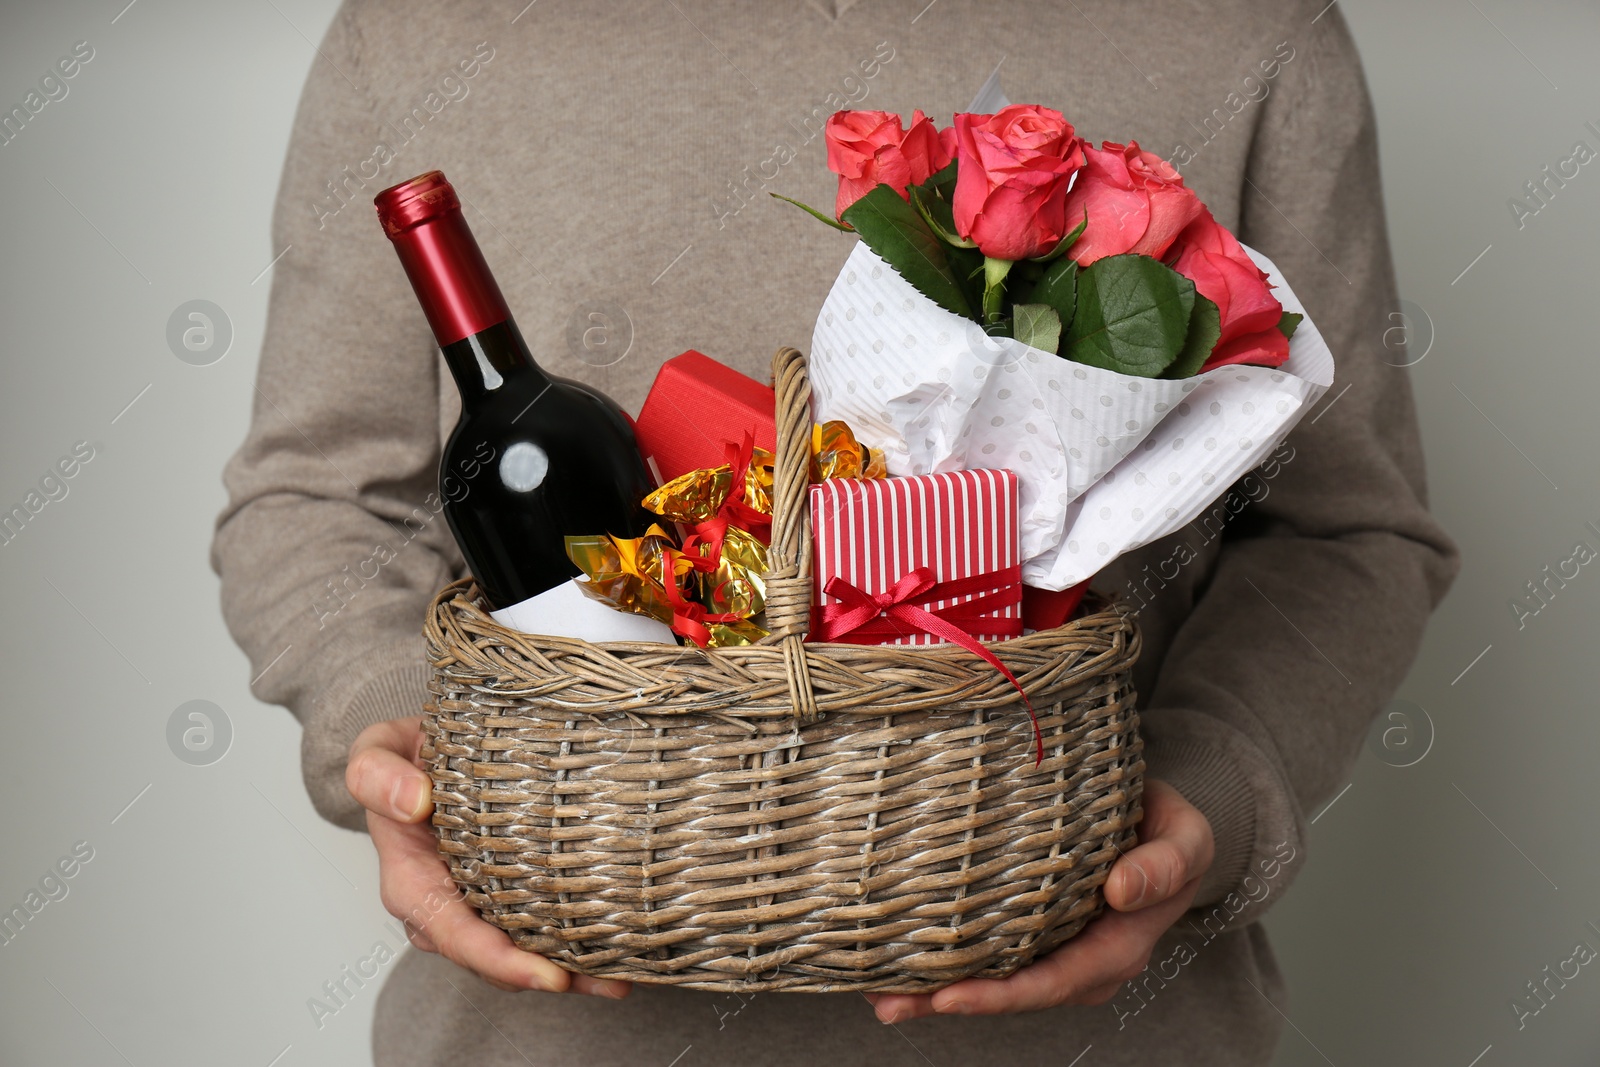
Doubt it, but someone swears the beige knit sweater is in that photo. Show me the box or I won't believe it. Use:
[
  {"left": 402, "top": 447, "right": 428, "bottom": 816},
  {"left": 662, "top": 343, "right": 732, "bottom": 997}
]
[{"left": 212, "top": 1, "right": 1457, "bottom": 1062}]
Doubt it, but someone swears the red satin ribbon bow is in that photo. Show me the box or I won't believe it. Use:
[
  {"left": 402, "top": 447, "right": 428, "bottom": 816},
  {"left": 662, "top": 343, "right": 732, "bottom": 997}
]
[
  {"left": 679, "top": 431, "right": 771, "bottom": 579},
  {"left": 812, "top": 565, "right": 1043, "bottom": 765},
  {"left": 719, "top": 433, "right": 773, "bottom": 545}
]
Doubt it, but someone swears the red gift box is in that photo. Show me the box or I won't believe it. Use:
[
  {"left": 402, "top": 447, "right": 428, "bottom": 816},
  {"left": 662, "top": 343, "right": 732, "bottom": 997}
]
[
  {"left": 1021, "top": 580, "right": 1090, "bottom": 631},
  {"left": 634, "top": 351, "right": 776, "bottom": 486},
  {"left": 809, "top": 469, "right": 1022, "bottom": 646}
]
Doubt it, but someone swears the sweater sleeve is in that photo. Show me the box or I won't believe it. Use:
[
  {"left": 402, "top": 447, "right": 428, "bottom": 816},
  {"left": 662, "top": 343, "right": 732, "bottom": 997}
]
[
  {"left": 211, "top": 5, "right": 457, "bottom": 831},
  {"left": 1138, "top": 8, "right": 1459, "bottom": 918}
]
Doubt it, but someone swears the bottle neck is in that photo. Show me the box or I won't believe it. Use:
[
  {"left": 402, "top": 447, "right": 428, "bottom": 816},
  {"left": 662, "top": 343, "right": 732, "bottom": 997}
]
[
  {"left": 385, "top": 194, "right": 514, "bottom": 345},
  {"left": 377, "top": 172, "right": 545, "bottom": 407},
  {"left": 440, "top": 320, "right": 549, "bottom": 406}
]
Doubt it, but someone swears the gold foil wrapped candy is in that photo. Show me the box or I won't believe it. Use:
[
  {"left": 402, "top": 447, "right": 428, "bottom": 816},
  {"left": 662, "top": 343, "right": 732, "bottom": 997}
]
[
  {"left": 811, "top": 420, "right": 887, "bottom": 481},
  {"left": 644, "top": 435, "right": 775, "bottom": 541},
  {"left": 564, "top": 524, "right": 687, "bottom": 628},
  {"left": 684, "top": 523, "right": 767, "bottom": 617},
  {"left": 565, "top": 525, "right": 768, "bottom": 649},
  {"left": 565, "top": 421, "right": 885, "bottom": 649}
]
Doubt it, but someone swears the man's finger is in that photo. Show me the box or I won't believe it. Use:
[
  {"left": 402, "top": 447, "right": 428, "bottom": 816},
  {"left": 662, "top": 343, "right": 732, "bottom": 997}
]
[
  {"left": 887, "top": 883, "right": 1202, "bottom": 1018},
  {"left": 401, "top": 921, "right": 437, "bottom": 953},
  {"left": 570, "top": 974, "right": 633, "bottom": 999},
  {"left": 369, "top": 814, "right": 571, "bottom": 992},
  {"left": 1105, "top": 780, "right": 1212, "bottom": 912},
  {"left": 930, "top": 887, "right": 1196, "bottom": 1016},
  {"left": 426, "top": 901, "right": 631, "bottom": 997},
  {"left": 347, "top": 718, "right": 432, "bottom": 823},
  {"left": 355, "top": 719, "right": 631, "bottom": 998},
  {"left": 867, "top": 991, "right": 936, "bottom": 1024},
  {"left": 1077, "top": 979, "right": 1127, "bottom": 1006},
  {"left": 425, "top": 896, "right": 573, "bottom": 992},
  {"left": 350, "top": 715, "right": 426, "bottom": 762},
  {"left": 873, "top": 779, "right": 1215, "bottom": 1019},
  {"left": 1106, "top": 837, "right": 1192, "bottom": 912}
]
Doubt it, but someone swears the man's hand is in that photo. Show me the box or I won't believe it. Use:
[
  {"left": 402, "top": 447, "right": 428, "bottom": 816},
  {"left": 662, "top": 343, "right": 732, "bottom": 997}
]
[
  {"left": 864, "top": 778, "right": 1213, "bottom": 1023},
  {"left": 345, "top": 716, "right": 633, "bottom": 998}
]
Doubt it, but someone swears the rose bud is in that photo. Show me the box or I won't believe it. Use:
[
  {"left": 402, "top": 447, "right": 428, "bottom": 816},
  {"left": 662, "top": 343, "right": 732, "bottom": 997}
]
[
  {"left": 1170, "top": 207, "right": 1290, "bottom": 371},
  {"left": 826, "top": 109, "right": 957, "bottom": 219},
  {"left": 951, "top": 104, "right": 1086, "bottom": 261},
  {"left": 1063, "top": 140, "right": 1204, "bottom": 266}
]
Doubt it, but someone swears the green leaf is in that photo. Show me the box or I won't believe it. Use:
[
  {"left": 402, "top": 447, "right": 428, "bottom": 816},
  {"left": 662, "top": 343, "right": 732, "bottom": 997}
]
[
  {"left": 909, "top": 185, "right": 975, "bottom": 249},
  {"left": 1028, "top": 210, "right": 1089, "bottom": 263},
  {"left": 919, "top": 159, "right": 958, "bottom": 199},
  {"left": 946, "top": 244, "right": 986, "bottom": 315},
  {"left": 910, "top": 161, "right": 983, "bottom": 307},
  {"left": 1021, "top": 258, "right": 1078, "bottom": 331},
  {"left": 768, "top": 191, "right": 852, "bottom": 231},
  {"left": 1162, "top": 294, "right": 1221, "bottom": 379},
  {"left": 1061, "top": 254, "right": 1197, "bottom": 378},
  {"left": 1277, "top": 311, "right": 1303, "bottom": 339},
  {"left": 841, "top": 184, "right": 975, "bottom": 319},
  {"left": 1012, "top": 303, "right": 1062, "bottom": 354}
]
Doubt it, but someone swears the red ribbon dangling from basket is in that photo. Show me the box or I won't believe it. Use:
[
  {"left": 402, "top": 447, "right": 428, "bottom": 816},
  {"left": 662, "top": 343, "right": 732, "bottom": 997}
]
[{"left": 811, "top": 565, "right": 1043, "bottom": 765}]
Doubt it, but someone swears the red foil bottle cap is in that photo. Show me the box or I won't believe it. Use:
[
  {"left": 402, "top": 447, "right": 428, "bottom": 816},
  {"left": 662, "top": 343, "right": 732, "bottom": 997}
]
[{"left": 375, "top": 171, "right": 511, "bottom": 347}]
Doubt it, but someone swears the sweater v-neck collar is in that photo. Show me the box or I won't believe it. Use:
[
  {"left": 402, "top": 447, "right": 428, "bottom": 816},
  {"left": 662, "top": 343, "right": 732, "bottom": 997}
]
[{"left": 804, "top": 0, "right": 862, "bottom": 20}]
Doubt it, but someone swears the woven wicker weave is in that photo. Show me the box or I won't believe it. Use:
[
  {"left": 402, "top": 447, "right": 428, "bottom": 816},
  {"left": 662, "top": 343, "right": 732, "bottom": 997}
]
[{"left": 420, "top": 346, "right": 1144, "bottom": 993}]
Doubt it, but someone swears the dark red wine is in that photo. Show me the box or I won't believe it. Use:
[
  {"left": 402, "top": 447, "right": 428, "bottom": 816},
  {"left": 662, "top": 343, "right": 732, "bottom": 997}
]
[{"left": 375, "top": 171, "right": 656, "bottom": 613}]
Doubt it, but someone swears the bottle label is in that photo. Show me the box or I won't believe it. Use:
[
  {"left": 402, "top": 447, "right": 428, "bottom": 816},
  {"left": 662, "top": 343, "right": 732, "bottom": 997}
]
[{"left": 489, "top": 578, "right": 677, "bottom": 645}]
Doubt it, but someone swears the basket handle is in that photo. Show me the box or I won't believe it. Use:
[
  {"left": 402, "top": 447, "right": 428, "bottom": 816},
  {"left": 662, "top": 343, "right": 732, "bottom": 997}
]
[{"left": 759, "top": 347, "right": 821, "bottom": 726}]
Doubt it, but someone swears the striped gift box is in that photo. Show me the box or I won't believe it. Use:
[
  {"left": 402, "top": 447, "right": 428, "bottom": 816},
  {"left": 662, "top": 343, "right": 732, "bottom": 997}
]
[{"left": 808, "top": 469, "right": 1022, "bottom": 646}]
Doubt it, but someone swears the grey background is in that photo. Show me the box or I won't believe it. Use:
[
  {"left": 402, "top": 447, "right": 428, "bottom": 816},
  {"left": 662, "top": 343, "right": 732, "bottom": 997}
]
[{"left": 0, "top": 1, "right": 1593, "bottom": 1064}]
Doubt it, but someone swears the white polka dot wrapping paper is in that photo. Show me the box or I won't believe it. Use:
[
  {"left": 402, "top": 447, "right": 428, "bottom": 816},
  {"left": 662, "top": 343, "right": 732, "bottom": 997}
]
[{"left": 807, "top": 240, "right": 1336, "bottom": 590}]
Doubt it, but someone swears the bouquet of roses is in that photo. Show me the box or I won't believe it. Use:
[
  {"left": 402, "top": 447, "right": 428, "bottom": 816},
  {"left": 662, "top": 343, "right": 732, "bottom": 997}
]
[
  {"left": 778, "top": 102, "right": 1334, "bottom": 593},
  {"left": 780, "top": 106, "right": 1300, "bottom": 376}
]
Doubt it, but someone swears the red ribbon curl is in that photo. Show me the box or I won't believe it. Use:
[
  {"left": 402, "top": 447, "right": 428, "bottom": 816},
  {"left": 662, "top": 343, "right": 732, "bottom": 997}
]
[
  {"left": 658, "top": 546, "right": 747, "bottom": 647},
  {"left": 678, "top": 432, "right": 770, "bottom": 575},
  {"left": 715, "top": 433, "right": 773, "bottom": 545}
]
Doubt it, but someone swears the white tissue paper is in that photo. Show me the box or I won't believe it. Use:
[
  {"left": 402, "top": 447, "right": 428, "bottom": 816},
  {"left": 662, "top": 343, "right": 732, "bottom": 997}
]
[
  {"left": 491, "top": 577, "right": 678, "bottom": 644},
  {"left": 807, "top": 240, "right": 1335, "bottom": 590}
]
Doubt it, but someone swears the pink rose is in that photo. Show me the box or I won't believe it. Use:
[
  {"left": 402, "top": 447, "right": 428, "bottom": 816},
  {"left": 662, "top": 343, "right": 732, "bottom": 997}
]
[
  {"left": 951, "top": 105, "right": 1086, "bottom": 261},
  {"left": 826, "top": 109, "right": 957, "bottom": 219},
  {"left": 1063, "top": 140, "right": 1204, "bottom": 266},
  {"left": 1170, "top": 208, "right": 1289, "bottom": 371}
]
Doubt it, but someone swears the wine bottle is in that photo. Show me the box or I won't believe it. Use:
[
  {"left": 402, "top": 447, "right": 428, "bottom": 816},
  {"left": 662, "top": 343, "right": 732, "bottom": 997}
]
[{"left": 375, "top": 170, "right": 674, "bottom": 642}]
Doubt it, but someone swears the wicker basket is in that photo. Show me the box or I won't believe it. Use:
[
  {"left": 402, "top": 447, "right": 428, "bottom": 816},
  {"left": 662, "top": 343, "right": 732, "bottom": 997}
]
[{"left": 420, "top": 346, "right": 1144, "bottom": 993}]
